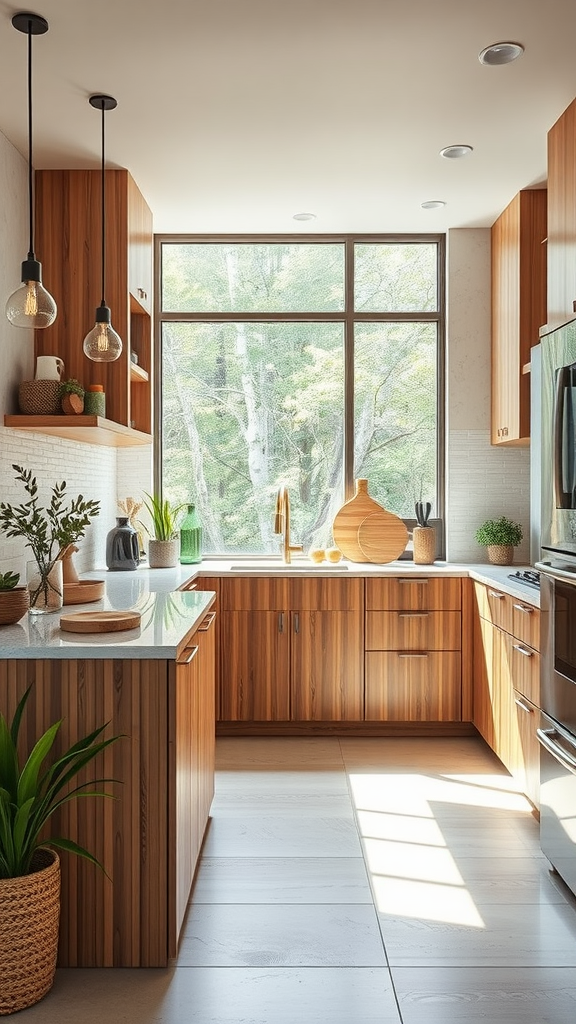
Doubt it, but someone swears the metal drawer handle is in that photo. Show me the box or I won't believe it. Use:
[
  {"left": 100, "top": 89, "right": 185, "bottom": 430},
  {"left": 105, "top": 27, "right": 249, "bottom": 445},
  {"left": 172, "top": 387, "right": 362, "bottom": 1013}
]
[
  {"left": 398, "top": 578, "right": 428, "bottom": 584},
  {"left": 513, "top": 644, "right": 533, "bottom": 658},
  {"left": 294, "top": 612, "right": 300, "bottom": 634},
  {"left": 398, "top": 652, "right": 429, "bottom": 658},
  {"left": 198, "top": 611, "right": 216, "bottom": 631},
  {"left": 514, "top": 697, "right": 534, "bottom": 714},
  {"left": 513, "top": 603, "right": 533, "bottom": 614},
  {"left": 177, "top": 644, "right": 198, "bottom": 666},
  {"left": 278, "top": 612, "right": 284, "bottom": 633},
  {"left": 488, "top": 590, "right": 505, "bottom": 599},
  {"left": 398, "top": 611, "right": 430, "bottom": 618},
  {"left": 537, "top": 727, "right": 576, "bottom": 775}
]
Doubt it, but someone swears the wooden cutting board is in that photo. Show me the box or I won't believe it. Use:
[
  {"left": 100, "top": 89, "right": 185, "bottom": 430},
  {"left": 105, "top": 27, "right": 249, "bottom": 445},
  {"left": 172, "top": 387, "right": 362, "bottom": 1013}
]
[
  {"left": 60, "top": 610, "right": 141, "bottom": 633},
  {"left": 63, "top": 580, "right": 106, "bottom": 605},
  {"left": 332, "top": 479, "right": 384, "bottom": 562},
  {"left": 357, "top": 509, "right": 409, "bottom": 563}
]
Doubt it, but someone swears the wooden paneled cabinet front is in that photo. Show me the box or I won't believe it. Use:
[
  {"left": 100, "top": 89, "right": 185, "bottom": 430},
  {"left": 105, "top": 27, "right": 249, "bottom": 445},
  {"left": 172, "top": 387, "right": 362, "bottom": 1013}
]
[
  {"left": 491, "top": 188, "right": 547, "bottom": 446},
  {"left": 548, "top": 96, "right": 576, "bottom": 331},
  {"left": 473, "top": 582, "right": 540, "bottom": 808},
  {"left": 219, "top": 577, "right": 364, "bottom": 722},
  {"left": 365, "top": 577, "right": 463, "bottom": 721},
  {"left": 33, "top": 168, "right": 153, "bottom": 436}
]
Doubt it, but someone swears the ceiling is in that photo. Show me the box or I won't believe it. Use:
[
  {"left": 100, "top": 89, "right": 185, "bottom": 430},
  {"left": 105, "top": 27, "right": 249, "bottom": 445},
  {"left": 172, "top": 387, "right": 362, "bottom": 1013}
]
[{"left": 1, "top": 0, "right": 576, "bottom": 235}]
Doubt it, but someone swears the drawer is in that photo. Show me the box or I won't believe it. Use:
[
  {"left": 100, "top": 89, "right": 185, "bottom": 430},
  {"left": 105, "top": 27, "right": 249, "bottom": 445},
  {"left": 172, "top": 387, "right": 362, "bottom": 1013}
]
[
  {"left": 511, "top": 600, "right": 540, "bottom": 651},
  {"left": 474, "top": 582, "right": 513, "bottom": 633},
  {"left": 511, "top": 640, "right": 540, "bottom": 705},
  {"left": 366, "top": 577, "right": 461, "bottom": 611},
  {"left": 365, "top": 651, "right": 461, "bottom": 721},
  {"left": 365, "top": 610, "right": 461, "bottom": 651}
]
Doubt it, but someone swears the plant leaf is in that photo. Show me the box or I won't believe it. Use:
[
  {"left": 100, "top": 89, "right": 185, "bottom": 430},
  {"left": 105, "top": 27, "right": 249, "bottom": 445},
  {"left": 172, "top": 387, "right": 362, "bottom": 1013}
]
[
  {"left": 45, "top": 837, "right": 110, "bottom": 877},
  {"left": 17, "top": 720, "right": 61, "bottom": 805}
]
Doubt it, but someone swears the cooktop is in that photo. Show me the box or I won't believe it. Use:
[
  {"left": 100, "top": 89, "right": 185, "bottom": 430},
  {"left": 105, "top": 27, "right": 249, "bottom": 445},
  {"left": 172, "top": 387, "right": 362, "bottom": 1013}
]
[{"left": 507, "top": 569, "right": 541, "bottom": 590}]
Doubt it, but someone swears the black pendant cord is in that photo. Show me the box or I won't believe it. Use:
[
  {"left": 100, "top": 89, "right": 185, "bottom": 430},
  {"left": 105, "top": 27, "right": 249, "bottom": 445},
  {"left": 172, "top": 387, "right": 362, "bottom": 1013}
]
[
  {"left": 26, "top": 21, "right": 34, "bottom": 260},
  {"left": 100, "top": 100, "right": 106, "bottom": 308}
]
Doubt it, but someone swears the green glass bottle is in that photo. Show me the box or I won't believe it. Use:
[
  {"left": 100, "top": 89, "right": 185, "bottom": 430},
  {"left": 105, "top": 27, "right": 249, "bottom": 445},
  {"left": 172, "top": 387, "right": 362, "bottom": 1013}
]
[{"left": 179, "top": 503, "right": 202, "bottom": 564}]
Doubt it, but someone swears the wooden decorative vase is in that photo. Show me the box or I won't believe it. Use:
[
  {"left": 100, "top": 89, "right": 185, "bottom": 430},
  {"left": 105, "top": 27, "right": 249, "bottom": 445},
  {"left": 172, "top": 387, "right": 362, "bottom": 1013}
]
[
  {"left": 413, "top": 526, "right": 435, "bottom": 565},
  {"left": 332, "top": 479, "right": 384, "bottom": 562}
]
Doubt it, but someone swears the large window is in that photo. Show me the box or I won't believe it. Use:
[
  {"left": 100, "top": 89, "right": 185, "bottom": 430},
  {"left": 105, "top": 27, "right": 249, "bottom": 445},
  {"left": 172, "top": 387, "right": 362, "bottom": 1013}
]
[{"left": 157, "top": 236, "right": 444, "bottom": 557}]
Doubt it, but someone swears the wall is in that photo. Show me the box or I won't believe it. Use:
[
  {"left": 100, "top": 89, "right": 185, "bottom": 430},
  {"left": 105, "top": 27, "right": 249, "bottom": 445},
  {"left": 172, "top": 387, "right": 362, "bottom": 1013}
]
[
  {"left": 0, "top": 130, "right": 151, "bottom": 579},
  {"left": 446, "top": 228, "right": 530, "bottom": 564}
]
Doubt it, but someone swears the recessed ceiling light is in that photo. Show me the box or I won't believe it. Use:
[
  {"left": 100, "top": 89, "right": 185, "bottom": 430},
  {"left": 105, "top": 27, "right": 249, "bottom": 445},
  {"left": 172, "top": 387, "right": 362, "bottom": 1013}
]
[
  {"left": 479, "top": 41, "right": 524, "bottom": 66},
  {"left": 421, "top": 200, "right": 446, "bottom": 210},
  {"left": 440, "top": 145, "right": 473, "bottom": 159},
  {"left": 292, "top": 212, "right": 316, "bottom": 221}
]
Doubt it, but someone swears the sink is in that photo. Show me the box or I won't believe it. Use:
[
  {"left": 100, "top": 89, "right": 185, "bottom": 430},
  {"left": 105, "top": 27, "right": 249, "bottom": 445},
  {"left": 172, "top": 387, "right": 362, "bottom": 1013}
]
[{"left": 229, "top": 562, "right": 350, "bottom": 571}]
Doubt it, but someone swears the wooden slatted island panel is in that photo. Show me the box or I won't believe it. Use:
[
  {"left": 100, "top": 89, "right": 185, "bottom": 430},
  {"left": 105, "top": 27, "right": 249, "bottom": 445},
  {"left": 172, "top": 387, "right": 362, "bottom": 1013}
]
[{"left": 0, "top": 587, "right": 216, "bottom": 968}]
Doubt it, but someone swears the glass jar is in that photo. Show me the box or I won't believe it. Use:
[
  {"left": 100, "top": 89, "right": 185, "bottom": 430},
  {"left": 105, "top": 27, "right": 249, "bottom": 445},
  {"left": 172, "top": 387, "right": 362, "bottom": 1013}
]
[
  {"left": 179, "top": 504, "right": 202, "bottom": 564},
  {"left": 26, "top": 559, "right": 63, "bottom": 614},
  {"left": 84, "top": 384, "right": 106, "bottom": 417}
]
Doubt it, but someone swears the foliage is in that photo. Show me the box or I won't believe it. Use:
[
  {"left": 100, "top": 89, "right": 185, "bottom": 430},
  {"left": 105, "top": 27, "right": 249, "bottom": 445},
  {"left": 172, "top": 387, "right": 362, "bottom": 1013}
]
[
  {"left": 160, "top": 241, "right": 439, "bottom": 554},
  {"left": 58, "top": 378, "right": 84, "bottom": 398},
  {"left": 0, "top": 685, "right": 121, "bottom": 879},
  {"left": 475, "top": 516, "right": 523, "bottom": 547},
  {"left": 142, "top": 493, "right": 184, "bottom": 541},
  {"left": 0, "top": 466, "right": 100, "bottom": 607},
  {"left": 0, "top": 571, "right": 20, "bottom": 591}
]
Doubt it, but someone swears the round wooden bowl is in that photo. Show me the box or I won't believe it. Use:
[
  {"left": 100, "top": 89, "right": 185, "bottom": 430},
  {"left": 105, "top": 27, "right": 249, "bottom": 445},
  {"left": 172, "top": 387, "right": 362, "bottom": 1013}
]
[{"left": 63, "top": 580, "right": 106, "bottom": 605}]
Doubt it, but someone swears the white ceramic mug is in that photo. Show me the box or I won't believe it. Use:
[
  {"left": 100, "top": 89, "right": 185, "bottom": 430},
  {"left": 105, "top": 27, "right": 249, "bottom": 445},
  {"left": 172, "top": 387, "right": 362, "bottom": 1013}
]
[{"left": 35, "top": 356, "right": 64, "bottom": 381}]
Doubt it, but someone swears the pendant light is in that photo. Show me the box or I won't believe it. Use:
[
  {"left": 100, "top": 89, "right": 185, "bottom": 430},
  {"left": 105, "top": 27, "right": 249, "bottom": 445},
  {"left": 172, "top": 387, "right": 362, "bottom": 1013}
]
[
  {"left": 6, "top": 12, "right": 57, "bottom": 329},
  {"left": 83, "top": 94, "right": 122, "bottom": 362}
]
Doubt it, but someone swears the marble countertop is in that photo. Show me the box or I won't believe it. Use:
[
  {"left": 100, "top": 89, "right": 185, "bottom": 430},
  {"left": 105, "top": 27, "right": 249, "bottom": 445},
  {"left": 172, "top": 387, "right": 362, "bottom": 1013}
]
[
  {"left": 0, "top": 558, "right": 539, "bottom": 659},
  {"left": 0, "top": 574, "right": 215, "bottom": 660}
]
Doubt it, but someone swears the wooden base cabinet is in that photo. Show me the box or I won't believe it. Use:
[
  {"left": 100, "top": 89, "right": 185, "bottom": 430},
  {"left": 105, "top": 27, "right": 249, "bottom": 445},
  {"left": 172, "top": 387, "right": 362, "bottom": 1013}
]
[
  {"left": 365, "top": 577, "right": 463, "bottom": 722},
  {"left": 219, "top": 577, "right": 364, "bottom": 722},
  {"left": 0, "top": 607, "right": 216, "bottom": 968},
  {"left": 473, "top": 582, "right": 540, "bottom": 808}
]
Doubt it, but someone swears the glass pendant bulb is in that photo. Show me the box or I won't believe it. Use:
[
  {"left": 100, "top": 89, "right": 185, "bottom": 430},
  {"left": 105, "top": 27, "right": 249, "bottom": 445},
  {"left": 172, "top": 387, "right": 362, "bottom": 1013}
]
[
  {"left": 6, "top": 257, "right": 57, "bottom": 328},
  {"left": 83, "top": 304, "right": 122, "bottom": 362}
]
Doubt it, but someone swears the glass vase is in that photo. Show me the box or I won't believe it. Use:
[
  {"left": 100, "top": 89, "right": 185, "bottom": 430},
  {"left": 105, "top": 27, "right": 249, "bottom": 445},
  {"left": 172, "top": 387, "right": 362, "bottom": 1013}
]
[
  {"left": 26, "top": 559, "right": 63, "bottom": 614},
  {"left": 179, "top": 504, "right": 202, "bottom": 564}
]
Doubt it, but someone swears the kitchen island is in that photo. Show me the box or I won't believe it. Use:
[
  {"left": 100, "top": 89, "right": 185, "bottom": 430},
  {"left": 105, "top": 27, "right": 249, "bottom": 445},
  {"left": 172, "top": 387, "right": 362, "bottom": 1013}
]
[{"left": 0, "top": 575, "right": 217, "bottom": 968}]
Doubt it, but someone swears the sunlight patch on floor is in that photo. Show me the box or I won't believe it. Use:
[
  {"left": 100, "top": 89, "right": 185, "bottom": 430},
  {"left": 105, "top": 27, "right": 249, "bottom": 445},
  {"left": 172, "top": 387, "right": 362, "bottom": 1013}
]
[
  {"left": 371, "top": 874, "right": 485, "bottom": 927},
  {"left": 349, "top": 772, "right": 532, "bottom": 815}
]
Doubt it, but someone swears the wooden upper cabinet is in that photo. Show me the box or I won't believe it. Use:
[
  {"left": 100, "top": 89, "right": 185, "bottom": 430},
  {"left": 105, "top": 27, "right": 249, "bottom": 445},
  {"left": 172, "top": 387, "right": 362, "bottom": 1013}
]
[
  {"left": 33, "top": 169, "right": 153, "bottom": 434},
  {"left": 491, "top": 188, "right": 547, "bottom": 446},
  {"left": 548, "top": 96, "right": 576, "bottom": 331}
]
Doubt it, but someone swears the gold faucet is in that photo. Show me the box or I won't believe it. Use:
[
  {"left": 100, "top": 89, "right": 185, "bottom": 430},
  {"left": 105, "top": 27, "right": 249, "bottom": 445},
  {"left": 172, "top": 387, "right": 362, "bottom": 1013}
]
[{"left": 274, "top": 485, "right": 303, "bottom": 563}]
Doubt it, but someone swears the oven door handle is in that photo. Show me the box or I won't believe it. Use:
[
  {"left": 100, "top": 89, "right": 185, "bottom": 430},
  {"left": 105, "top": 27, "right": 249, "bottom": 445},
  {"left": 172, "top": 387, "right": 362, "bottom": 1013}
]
[
  {"left": 537, "top": 562, "right": 576, "bottom": 586},
  {"left": 536, "top": 727, "right": 576, "bottom": 775}
]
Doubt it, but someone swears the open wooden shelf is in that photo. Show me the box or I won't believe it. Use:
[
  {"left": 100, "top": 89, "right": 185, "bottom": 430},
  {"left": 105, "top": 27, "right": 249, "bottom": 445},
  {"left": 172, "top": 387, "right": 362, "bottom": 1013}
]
[
  {"left": 4, "top": 415, "right": 153, "bottom": 447},
  {"left": 130, "top": 362, "right": 149, "bottom": 383}
]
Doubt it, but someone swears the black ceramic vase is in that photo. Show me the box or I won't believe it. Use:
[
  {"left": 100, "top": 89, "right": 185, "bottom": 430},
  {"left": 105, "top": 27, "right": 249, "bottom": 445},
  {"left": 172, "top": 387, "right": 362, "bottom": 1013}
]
[{"left": 106, "top": 517, "right": 140, "bottom": 571}]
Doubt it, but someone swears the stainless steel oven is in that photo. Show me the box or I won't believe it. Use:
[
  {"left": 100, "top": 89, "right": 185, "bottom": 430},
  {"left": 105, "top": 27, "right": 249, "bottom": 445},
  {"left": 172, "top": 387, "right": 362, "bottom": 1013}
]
[{"left": 536, "top": 565, "right": 576, "bottom": 895}]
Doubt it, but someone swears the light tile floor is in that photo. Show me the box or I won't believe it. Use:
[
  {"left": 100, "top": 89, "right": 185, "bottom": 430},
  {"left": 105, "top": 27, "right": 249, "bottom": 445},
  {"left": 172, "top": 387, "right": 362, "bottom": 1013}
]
[{"left": 21, "top": 735, "right": 576, "bottom": 1022}]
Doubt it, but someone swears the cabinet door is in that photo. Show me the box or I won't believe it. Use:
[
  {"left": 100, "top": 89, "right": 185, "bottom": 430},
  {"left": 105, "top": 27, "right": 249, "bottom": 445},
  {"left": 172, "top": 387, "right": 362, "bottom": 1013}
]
[
  {"left": 511, "top": 601, "right": 540, "bottom": 652},
  {"left": 128, "top": 173, "right": 153, "bottom": 314},
  {"left": 512, "top": 690, "right": 540, "bottom": 809},
  {"left": 548, "top": 97, "right": 576, "bottom": 331},
  {"left": 474, "top": 582, "right": 513, "bottom": 633},
  {"left": 473, "top": 612, "right": 496, "bottom": 748},
  {"left": 493, "top": 628, "right": 516, "bottom": 773},
  {"left": 291, "top": 609, "right": 364, "bottom": 721},
  {"left": 365, "top": 651, "right": 461, "bottom": 721},
  {"left": 220, "top": 610, "right": 290, "bottom": 720},
  {"left": 491, "top": 189, "right": 547, "bottom": 445},
  {"left": 174, "top": 642, "right": 200, "bottom": 946},
  {"left": 195, "top": 611, "right": 217, "bottom": 834}
]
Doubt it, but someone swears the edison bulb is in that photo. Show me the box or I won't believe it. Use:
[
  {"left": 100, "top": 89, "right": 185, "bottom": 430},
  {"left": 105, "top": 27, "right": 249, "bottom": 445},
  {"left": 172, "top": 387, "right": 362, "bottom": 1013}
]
[
  {"left": 6, "top": 278, "right": 57, "bottom": 328},
  {"left": 83, "top": 305, "right": 122, "bottom": 362}
]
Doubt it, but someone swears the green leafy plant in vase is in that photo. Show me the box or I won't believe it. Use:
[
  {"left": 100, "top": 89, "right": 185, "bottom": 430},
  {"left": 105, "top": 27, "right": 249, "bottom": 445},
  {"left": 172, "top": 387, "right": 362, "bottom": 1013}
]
[
  {"left": 475, "top": 515, "right": 523, "bottom": 565},
  {"left": 0, "top": 684, "right": 121, "bottom": 1013},
  {"left": 0, "top": 465, "right": 100, "bottom": 613},
  {"left": 141, "top": 492, "right": 185, "bottom": 568}
]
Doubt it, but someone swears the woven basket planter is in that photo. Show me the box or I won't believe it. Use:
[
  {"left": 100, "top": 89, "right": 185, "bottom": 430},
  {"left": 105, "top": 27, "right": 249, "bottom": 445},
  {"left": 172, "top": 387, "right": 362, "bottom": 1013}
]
[
  {"left": 487, "top": 544, "right": 514, "bottom": 565},
  {"left": 18, "top": 380, "right": 61, "bottom": 416},
  {"left": 148, "top": 538, "right": 179, "bottom": 568},
  {"left": 0, "top": 848, "right": 60, "bottom": 1015},
  {"left": 0, "top": 586, "right": 29, "bottom": 625}
]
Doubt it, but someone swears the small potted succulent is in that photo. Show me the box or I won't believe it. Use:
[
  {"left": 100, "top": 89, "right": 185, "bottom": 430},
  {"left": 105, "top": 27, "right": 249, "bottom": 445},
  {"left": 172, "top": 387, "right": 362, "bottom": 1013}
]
[
  {"left": 58, "top": 378, "right": 85, "bottom": 415},
  {"left": 0, "top": 570, "right": 29, "bottom": 625},
  {"left": 475, "top": 515, "right": 523, "bottom": 565}
]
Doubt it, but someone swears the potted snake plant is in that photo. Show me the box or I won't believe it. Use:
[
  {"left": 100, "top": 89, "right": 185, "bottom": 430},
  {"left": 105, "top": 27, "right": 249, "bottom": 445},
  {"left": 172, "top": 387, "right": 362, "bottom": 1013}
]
[{"left": 0, "top": 685, "right": 120, "bottom": 1014}]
